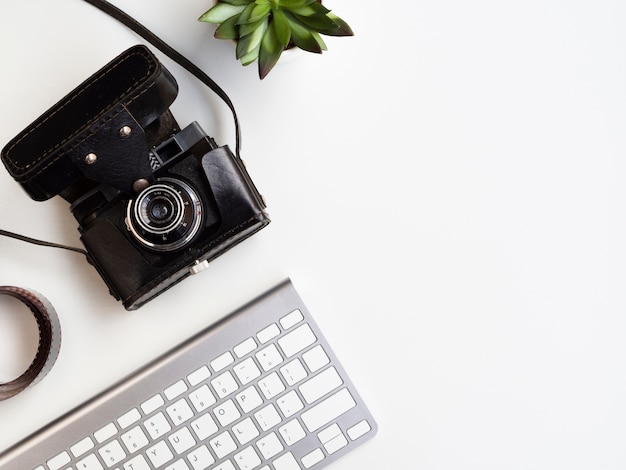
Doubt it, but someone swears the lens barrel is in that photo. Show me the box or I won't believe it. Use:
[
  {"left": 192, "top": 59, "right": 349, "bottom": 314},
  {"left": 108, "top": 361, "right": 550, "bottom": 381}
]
[{"left": 126, "top": 177, "right": 202, "bottom": 252}]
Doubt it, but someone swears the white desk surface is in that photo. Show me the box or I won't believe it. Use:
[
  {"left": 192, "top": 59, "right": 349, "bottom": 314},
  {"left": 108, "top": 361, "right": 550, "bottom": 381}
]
[{"left": 1, "top": 0, "right": 626, "bottom": 468}]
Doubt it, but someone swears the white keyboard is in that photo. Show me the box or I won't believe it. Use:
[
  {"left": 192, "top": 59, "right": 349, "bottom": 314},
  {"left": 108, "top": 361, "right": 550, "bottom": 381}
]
[{"left": 0, "top": 279, "right": 377, "bottom": 470}]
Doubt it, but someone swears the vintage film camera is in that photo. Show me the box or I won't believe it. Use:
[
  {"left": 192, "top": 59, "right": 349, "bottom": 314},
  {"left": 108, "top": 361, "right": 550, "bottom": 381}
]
[{"left": 1, "top": 45, "right": 270, "bottom": 310}]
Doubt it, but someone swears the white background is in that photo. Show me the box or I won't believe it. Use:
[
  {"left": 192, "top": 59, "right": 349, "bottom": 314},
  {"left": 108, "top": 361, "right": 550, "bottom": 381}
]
[{"left": 1, "top": 0, "right": 626, "bottom": 468}]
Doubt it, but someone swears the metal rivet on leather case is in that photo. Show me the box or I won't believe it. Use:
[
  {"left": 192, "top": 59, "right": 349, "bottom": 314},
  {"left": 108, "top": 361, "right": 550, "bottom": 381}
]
[{"left": 85, "top": 153, "right": 98, "bottom": 165}]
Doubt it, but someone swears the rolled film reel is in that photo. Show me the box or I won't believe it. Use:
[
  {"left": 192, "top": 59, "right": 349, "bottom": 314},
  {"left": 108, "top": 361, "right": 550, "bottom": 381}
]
[{"left": 0, "top": 287, "right": 61, "bottom": 401}]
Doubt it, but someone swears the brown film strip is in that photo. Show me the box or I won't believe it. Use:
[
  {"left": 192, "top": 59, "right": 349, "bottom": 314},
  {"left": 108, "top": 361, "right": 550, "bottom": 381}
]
[{"left": 0, "top": 287, "right": 61, "bottom": 400}]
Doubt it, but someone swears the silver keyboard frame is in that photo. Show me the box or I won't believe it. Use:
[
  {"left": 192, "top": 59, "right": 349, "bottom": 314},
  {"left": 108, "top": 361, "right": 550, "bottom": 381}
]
[{"left": 0, "top": 278, "right": 377, "bottom": 469}]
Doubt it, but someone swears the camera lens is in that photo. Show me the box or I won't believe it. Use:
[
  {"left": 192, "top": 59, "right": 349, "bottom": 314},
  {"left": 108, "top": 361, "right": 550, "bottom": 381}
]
[
  {"left": 126, "top": 177, "right": 203, "bottom": 252},
  {"left": 145, "top": 196, "right": 177, "bottom": 227}
]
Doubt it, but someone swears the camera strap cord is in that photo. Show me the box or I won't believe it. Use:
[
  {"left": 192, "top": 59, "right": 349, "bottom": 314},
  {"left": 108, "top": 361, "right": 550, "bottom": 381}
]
[
  {"left": 82, "top": 0, "right": 243, "bottom": 159},
  {"left": 0, "top": 286, "right": 61, "bottom": 401}
]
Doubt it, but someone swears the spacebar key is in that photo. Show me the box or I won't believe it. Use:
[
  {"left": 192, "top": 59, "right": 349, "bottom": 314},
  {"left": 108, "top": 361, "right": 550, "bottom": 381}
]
[{"left": 301, "top": 388, "right": 357, "bottom": 432}]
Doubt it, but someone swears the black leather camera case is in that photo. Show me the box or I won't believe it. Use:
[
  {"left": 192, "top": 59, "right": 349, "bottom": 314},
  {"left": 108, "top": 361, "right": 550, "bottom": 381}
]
[{"left": 1, "top": 45, "right": 270, "bottom": 310}]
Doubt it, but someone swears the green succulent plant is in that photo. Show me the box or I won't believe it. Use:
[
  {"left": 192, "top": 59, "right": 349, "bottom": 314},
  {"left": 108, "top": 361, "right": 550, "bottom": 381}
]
[{"left": 199, "top": 0, "right": 353, "bottom": 79}]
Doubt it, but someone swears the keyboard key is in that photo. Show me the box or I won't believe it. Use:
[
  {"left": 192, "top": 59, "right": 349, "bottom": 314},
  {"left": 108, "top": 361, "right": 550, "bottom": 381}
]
[
  {"left": 273, "top": 452, "right": 300, "bottom": 470},
  {"left": 164, "top": 380, "right": 188, "bottom": 400},
  {"left": 99, "top": 439, "right": 126, "bottom": 466},
  {"left": 117, "top": 408, "right": 141, "bottom": 429},
  {"left": 234, "top": 337, "right": 257, "bottom": 358},
  {"left": 347, "top": 420, "right": 372, "bottom": 441},
  {"left": 299, "top": 366, "right": 343, "bottom": 404},
  {"left": 280, "top": 358, "right": 308, "bottom": 386},
  {"left": 278, "top": 324, "right": 316, "bottom": 358},
  {"left": 256, "top": 432, "right": 283, "bottom": 460},
  {"left": 257, "top": 323, "right": 280, "bottom": 344},
  {"left": 94, "top": 423, "right": 117, "bottom": 443},
  {"left": 146, "top": 440, "right": 174, "bottom": 467},
  {"left": 123, "top": 454, "right": 151, "bottom": 470},
  {"left": 141, "top": 394, "right": 165, "bottom": 415},
  {"left": 76, "top": 452, "right": 104, "bottom": 470},
  {"left": 71, "top": 436, "right": 95, "bottom": 458},
  {"left": 187, "top": 445, "right": 215, "bottom": 470},
  {"left": 214, "top": 460, "right": 236, "bottom": 470},
  {"left": 233, "top": 417, "right": 260, "bottom": 445},
  {"left": 302, "top": 345, "right": 330, "bottom": 373},
  {"left": 234, "top": 446, "right": 262, "bottom": 470},
  {"left": 145, "top": 412, "right": 172, "bottom": 439},
  {"left": 168, "top": 427, "right": 196, "bottom": 454},
  {"left": 213, "top": 399, "right": 241, "bottom": 427},
  {"left": 189, "top": 384, "right": 216, "bottom": 412},
  {"left": 301, "top": 388, "right": 357, "bottom": 432},
  {"left": 211, "top": 351, "right": 234, "bottom": 372},
  {"left": 258, "top": 372, "right": 285, "bottom": 399},
  {"left": 233, "top": 357, "right": 261, "bottom": 385},
  {"left": 190, "top": 413, "right": 218, "bottom": 441},
  {"left": 279, "top": 419, "right": 306, "bottom": 446},
  {"left": 280, "top": 309, "right": 304, "bottom": 330},
  {"left": 166, "top": 459, "right": 190, "bottom": 470},
  {"left": 211, "top": 371, "right": 239, "bottom": 398},
  {"left": 277, "top": 390, "right": 304, "bottom": 418},
  {"left": 318, "top": 423, "right": 348, "bottom": 454},
  {"left": 301, "top": 448, "right": 324, "bottom": 469},
  {"left": 166, "top": 398, "right": 194, "bottom": 425},
  {"left": 254, "top": 404, "right": 282, "bottom": 431},
  {"left": 188, "top": 365, "right": 211, "bottom": 386},
  {"left": 325, "top": 433, "right": 348, "bottom": 454},
  {"left": 209, "top": 431, "right": 237, "bottom": 459},
  {"left": 47, "top": 451, "right": 71, "bottom": 470},
  {"left": 121, "top": 426, "right": 149, "bottom": 453},
  {"left": 256, "top": 344, "right": 283, "bottom": 371},
  {"left": 236, "top": 386, "right": 264, "bottom": 413}
]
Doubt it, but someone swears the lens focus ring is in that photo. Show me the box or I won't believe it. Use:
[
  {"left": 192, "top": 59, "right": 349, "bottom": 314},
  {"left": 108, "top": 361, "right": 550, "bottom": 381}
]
[
  {"left": 135, "top": 185, "right": 184, "bottom": 234},
  {"left": 126, "top": 177, "right": 203, "bottom": 252}
]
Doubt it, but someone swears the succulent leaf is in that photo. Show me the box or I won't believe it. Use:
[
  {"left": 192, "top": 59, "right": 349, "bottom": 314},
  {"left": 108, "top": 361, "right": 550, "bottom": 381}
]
[
  {"left": 236, "top": 18, "right": 268, "bottom": 59},
  {"left": 323, "top": 12, "right": 354, "bottom": 36},
  {"left": 258, "top": 24, "right": 284, "bottom": 79},
  {"left": 290, "top": 2, "right": 331, "bottom": 17},
  {"left": 214, "top": 15, "right": 240, "bottom": 39},
  {"left": 199, "top": 3, "right": 246, "bottom": 23},
  {"left": 277, "top": 0, "right": 316, "bottom": 8},
  {"left": 240, "top": 42, "right": 262, "bottom": 65},
  {"left": 271, "top": 8, "right": 292, "bottom": 48},
  {"left": 291, "top": 12, "right": 334, "bottom": 33},
  {"left": 235, "top": 3, "right": 257, "bottom": 24},
  {"left": 247, "top": 3, "right": 272, "bottom": 23},
  {"left": 239, "top": 16, "right": 268, "bottom": 37},
  {"left": 311, "top": 31, "right": 328, "bottom": 51},
  {"left": 220, "top": 0, "right": 255, "bottom": 5},
  {"left": 284, "top": 13, "right": 323, "bottom": 53}
]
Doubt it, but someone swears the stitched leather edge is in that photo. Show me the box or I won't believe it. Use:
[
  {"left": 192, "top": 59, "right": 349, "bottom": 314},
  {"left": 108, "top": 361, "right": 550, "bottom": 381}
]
[{"left": 3, "top": 46, "right": 157, "bottom": 173}]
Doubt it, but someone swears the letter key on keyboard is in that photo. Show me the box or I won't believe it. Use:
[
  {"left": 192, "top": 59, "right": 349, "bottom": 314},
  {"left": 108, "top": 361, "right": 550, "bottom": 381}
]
[{"left": 0, "top": 279, "right": 377, "bottom": 470}]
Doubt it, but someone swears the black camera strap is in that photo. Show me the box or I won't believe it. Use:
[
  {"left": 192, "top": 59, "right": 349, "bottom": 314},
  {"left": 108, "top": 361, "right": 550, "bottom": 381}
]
[
  {"left": 0, "top": 229, "right": 87, "bottom": 256},
  {"left": 82, "top": 0, "right": 242, "bottom": 159}
]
